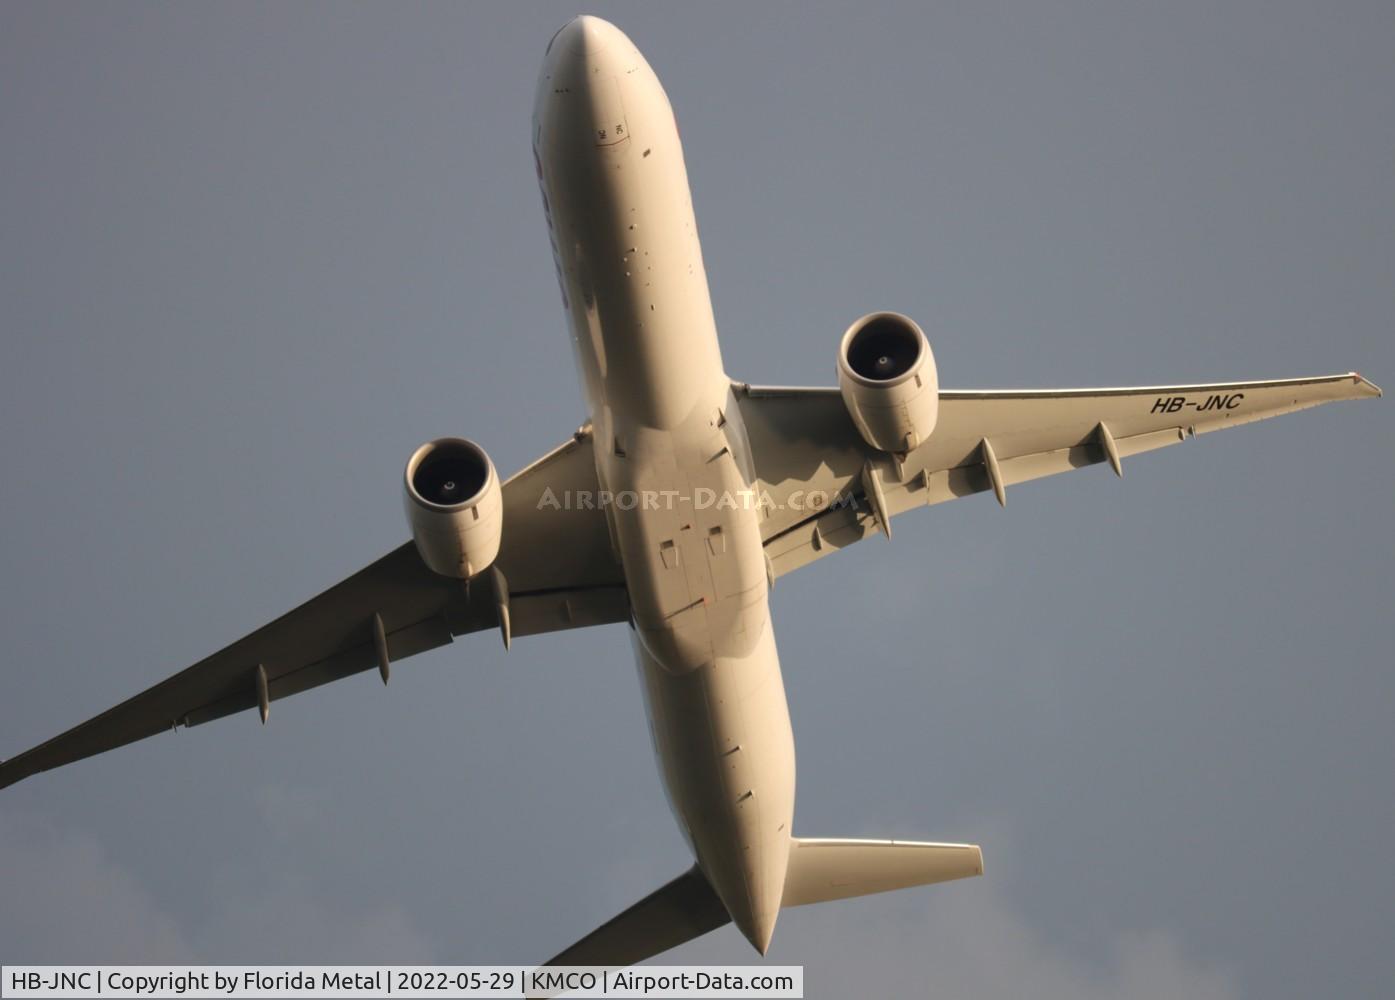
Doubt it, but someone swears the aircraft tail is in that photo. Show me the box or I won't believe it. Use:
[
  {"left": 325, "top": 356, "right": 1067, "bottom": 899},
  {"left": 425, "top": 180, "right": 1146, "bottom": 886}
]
[
  {"left": 540, "top": 865, "right": 731, "bottom": 969},
  {"left": 535, "top": 838, "right": 982, "bottom": 985},
  {"left": 781, "top": 836, "right": 983, "bottom": 907}
]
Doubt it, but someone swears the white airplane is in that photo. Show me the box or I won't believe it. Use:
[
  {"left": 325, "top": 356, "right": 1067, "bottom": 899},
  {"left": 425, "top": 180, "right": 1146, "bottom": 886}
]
[{"left": 0, "top": 15, "right": 1380, "bottom": 967}]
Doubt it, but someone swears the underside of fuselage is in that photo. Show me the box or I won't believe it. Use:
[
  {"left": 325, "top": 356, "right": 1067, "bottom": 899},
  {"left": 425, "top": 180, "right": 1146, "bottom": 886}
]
[{"left": 533, "top": 14, "right": 795, "bottom": 952}]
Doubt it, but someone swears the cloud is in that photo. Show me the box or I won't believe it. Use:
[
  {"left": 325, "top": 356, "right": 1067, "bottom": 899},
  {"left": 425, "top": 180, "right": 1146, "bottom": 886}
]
[
  {"left": 675, "top": 870, "right": 1237, "bottom": 1000},
  {"left": 196, "top": 880, "right": 434, "bottom": 964},
  {"left": 0, "top": 812, "right": 197, "bottom": 963},
  {"left": 0, "top": 808, "right": 435, "bottom": 965},
  {"left": 783, "top": 885, "right": 1239, "bottom": 1000},
  {"left": 2, "top": 805, "right": 1237, "bottom": 997}
]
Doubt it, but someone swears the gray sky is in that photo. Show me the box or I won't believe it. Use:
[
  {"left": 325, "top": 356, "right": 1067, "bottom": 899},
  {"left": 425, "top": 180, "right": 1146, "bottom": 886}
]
[{"left": 2, "top": 3, "right": 1391, "bottom": 998}]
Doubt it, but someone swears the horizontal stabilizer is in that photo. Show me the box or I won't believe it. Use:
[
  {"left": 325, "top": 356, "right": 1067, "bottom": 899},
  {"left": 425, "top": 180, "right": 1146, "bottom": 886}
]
[
  {"left": 782, "top": 837, "right": 983, "bottom": 908},
  {"left": 542, "top": 865, "right": 731, "bottom": 968}
]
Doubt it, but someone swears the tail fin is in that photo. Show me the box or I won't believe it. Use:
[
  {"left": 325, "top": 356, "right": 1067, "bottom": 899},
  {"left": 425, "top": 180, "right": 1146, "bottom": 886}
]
[{"left": 781, "top": 837, "right": 983, "bottom": 908}]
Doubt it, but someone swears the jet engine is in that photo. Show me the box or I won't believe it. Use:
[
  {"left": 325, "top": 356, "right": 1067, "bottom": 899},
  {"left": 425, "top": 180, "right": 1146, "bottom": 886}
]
[
  {"left": 403, "top": 437, "right": 502, "bottom": 578},
  {"left": 837, "top": 311, "right": 939, "bottom": 453}
]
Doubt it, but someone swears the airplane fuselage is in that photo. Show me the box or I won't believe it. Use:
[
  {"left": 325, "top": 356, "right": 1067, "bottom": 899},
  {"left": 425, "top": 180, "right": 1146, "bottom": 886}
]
[{"left": 533, "top": 17, "right": 793, "bottom": 951}]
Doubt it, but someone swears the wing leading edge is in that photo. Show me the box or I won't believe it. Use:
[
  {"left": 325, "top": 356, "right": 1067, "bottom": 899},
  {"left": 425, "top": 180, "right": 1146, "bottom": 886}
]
[
  {"left": 737, "top": 372, "right": 1381, "bottom": 577},
  {"left": 0, "top": 429, "right": 628, "bottom": 791}
]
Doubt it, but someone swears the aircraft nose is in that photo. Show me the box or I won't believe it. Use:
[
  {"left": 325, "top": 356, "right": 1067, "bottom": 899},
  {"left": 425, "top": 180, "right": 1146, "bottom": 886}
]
[
  {"left": 539, "top": 16, "right": 639, "bottom": 150},
  {"left": 550, "top": 15, "right": 628, "bottom": 59}
]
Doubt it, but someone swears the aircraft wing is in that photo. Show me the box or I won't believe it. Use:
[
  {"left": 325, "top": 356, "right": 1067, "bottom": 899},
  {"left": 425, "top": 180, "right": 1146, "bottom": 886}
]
[
  {"left": 738, "top": 373, "right": 1381, "bottom": 578},
  {"left": 0, "top": 429, "right": 627, "bottom": 791}
]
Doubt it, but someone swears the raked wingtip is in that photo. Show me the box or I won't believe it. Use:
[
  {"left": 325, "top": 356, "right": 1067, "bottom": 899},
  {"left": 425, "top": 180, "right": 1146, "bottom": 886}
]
[{"left": 1352, "top": 372, "right": 1382, "bottom": 397}]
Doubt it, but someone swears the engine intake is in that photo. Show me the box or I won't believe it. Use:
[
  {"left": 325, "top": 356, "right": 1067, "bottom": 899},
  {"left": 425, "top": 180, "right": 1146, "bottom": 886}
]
[
  {"left": 403, "top": 437, "right": 502, "bottom": 578},
  {"left": 837, "top": 311, "right": 939, "bottom": 453}
]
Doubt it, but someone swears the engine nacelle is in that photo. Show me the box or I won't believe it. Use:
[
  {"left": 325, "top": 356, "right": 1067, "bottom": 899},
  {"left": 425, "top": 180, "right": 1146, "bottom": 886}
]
[
  {"left": 403, "top": 437, "right": 502, "bottom": 578},
  {"left": 837, "top": 311, "right": 939, "bottom": 453}
]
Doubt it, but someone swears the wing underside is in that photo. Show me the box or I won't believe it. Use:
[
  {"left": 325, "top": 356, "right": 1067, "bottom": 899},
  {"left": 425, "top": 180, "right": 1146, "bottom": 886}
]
[
  {"left": 0, "top": 429, "right": 628, "bottom": 790},
  {"left": 737, "top": 373, "right": 1381, "bottom": 577}
]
